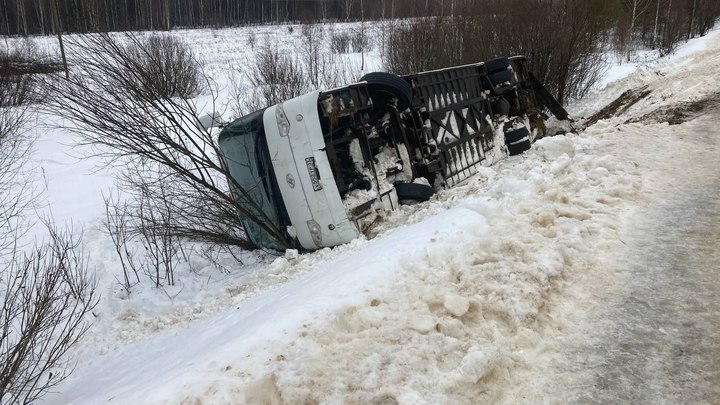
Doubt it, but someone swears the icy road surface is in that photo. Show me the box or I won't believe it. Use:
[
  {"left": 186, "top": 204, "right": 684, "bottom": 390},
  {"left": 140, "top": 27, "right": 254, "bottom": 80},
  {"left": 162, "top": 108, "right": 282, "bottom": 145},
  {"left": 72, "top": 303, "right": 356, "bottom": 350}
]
[
  {"left": 506, "top": 104, "right": 720, "bottom": 404},
  {"left": 579, "top": 118, "right": 720, "bottom": 403},
  {"left": 505, "top": 33, "right": 720, "bottom": 404},
  {"left": 40, "top": 26, "right": 720, "bottom": 405}
]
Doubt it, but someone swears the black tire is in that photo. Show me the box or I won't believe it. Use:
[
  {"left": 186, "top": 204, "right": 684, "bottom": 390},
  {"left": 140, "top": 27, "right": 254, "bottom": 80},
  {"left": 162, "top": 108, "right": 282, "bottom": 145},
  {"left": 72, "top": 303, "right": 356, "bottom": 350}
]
[
  {"left": 489, "top": 70, "right": 514, "bottom": 87},
  {"left": 394, "top": 181, "right": 435, "bottom": 203},
  {"left": 360, "top": 72, "right": 413, "bottom": 111},
  {"left": 504, "top": 127, "right": 530, "bottom": 144},
  {"left": 507, "top": 139, "right": 531, "bottom": 156},
  {"left": 485, "top": 57, "right": 510, "bottom": 74},
  {"left": 492, "top": 97, "right": 511, "bottom": 116}
]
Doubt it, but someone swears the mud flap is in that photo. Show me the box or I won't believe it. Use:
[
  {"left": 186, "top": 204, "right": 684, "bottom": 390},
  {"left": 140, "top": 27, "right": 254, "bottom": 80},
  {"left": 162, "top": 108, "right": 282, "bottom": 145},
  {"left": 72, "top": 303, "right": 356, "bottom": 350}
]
[
  {"left": 528, "top": 71, "right": 570, "bottom": 121},
  {"left": 394, "top": 182, "right": 435, "bottom": 203}
]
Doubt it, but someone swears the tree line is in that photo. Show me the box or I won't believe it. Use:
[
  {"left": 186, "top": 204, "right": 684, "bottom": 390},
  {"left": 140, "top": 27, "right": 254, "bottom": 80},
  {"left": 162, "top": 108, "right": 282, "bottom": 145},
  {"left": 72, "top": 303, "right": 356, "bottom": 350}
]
[
  {"left": 0, "top": 0, "right": 436, "bottom": 35},
  {"left": 1, "top": 0, "right": 717, "bottom": 41}
]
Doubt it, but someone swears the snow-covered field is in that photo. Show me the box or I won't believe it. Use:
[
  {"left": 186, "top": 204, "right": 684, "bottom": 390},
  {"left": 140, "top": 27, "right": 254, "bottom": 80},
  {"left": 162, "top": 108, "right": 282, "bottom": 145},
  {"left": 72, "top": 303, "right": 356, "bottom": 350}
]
[{"left": 15, "top": 22, "right": 719, "bottom": 404}]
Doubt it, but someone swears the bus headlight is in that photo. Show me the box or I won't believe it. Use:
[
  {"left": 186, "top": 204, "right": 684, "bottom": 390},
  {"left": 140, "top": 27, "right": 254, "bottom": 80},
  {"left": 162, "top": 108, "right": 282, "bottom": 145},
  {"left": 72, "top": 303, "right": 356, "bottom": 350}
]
[
  {"left": 276, "top": 104, "right": 290, "bottom": 137},
  {"left": 307, "top": 220, "right": 322, "bottom": 246}
]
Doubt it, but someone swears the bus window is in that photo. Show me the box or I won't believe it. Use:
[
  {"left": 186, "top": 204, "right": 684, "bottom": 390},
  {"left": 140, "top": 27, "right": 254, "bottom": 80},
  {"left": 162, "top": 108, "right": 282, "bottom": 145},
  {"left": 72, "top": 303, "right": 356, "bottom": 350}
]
[{"left": 218, "top": 109, "right": 287, "bottom": 250}]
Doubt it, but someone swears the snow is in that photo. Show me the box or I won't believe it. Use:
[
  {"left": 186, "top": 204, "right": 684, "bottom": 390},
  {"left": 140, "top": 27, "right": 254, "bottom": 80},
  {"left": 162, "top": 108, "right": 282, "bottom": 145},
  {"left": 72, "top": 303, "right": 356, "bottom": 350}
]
[
  {"left": 595, "top": 27, "right": 715, "bottom": 92},
  {"left": 8, "top": 21, "right": 717, "bottom": 405},
  {"left": 52, "top": 208, "right": 486, "bottom": 404},
  {"left": 597, "top": 62, "right": 640, "bottom": 90}
]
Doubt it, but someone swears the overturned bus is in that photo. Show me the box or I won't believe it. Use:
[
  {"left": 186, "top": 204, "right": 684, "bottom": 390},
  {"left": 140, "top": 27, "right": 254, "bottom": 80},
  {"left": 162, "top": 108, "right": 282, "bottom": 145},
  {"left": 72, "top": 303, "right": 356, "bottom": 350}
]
[{"left": 218, "top": 56, "right": 569, "bottom": 251}]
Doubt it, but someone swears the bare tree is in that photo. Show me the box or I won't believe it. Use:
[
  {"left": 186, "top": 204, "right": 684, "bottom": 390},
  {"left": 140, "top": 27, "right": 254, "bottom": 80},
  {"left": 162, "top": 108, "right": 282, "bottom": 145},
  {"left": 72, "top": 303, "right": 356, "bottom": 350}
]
[
  {"left": 45, "top": 33, "right": 289, "bottom": 250},
  {"left": 620, "top": 0, "right": 653, "bottom": 59},
  {"left": 625, "top": 0, "right": 654, "bottom": 34},
  {"left": 687, "top": 0, "right": 697, "bottom": 37},
  {"left": 0, "top": 0, "right": 717, "bottom": 37},
  {"left": 344, "top": 0, "right": 355, "bottom": 21},
  {"left": 653, "top": 0, "right": 662, "bottom": 48}
]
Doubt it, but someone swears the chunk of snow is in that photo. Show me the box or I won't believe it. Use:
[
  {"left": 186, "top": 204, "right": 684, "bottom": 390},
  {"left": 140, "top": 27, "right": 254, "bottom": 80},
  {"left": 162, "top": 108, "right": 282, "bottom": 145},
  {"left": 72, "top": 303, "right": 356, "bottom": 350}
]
[
  {"left": 443, "top": 293, "right": 470, "bottom": 318},
  {"left": 534, "top": 136, "right": 576, "bottom": 161}
]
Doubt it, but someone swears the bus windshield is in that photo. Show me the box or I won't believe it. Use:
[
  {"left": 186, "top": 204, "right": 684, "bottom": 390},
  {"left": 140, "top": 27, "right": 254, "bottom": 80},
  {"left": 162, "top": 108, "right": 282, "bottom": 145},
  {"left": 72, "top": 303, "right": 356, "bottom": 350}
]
[{"left": 218, "top": 109, "right": 286, "bottom": 250}]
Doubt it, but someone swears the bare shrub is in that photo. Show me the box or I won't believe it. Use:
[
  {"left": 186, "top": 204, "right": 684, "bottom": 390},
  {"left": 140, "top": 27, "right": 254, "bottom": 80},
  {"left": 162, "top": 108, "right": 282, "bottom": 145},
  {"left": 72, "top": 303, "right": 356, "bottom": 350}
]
[
  {"left": 536, "top": 0, "right": 610, "bottom": 103},
  {"left": 618, "top": 0, "right": 654, "bottom": 60},
  {"left": 0, "top": 95, "right": 34, "bottom": 259},
  {"left": 103, "top": 192, "right": 141, "bottom": 293},
  {"left": 248, "top": 46, "right": 308, "bottom": 106},
  {"left": 654, "top": 0, "right": 696, "bottom": 56},
  {"left": 695, "top": 1, "right": 720, "bottom": 36},
  {"left": 350, "top": 28, "right": 372, "bottom": 53},
  {"left": 247, "top": 31, "right": 257, "bottom": 48},
  {"left": 383, "top": 17, "right": 464, "bottom": 75},
  {"left": 306, "top": 25, "right": 360, "bottom": 88},
  {"left": 132, "top": 167, "right": 181, "bottom": 287},
  {"left": 227, "top": 72, "right": 268, "bottom": 118},
  {"left": 122, "top": 34, "right": 204, "bottom": 99},
  {"left": 0, "top": 72, "right": 36, "bottom": 107},
  {"left": 301, "top": 24, "right": 325, "bottom": 87},
  {"left": 236, "top": 35, "right": 361, "bottom": 118},
  {"left": 0, "top": 39, "right": 59, "bottom": 107},
  {"left": 46, "top": 33, "right": 288, "bottom": 251},
  {"left": 658, "top": 13, "right": 686, "bottom": 56},
  {"left": 382, "top": 0, "right": 609, "bottom": 104},
  {"left": 330, "top": 31, "right": 352, "bottom": 54},
  {"left": 1, "top": 42, "right": 96, "bottom": 402},
  {"left": 0, "top": 224, "right": 97, "bottom": 404},
  {"left": 609, "top": 0, "right": 720, "bottom": 60},
  {"left": 104, "top": 166, "right": 248, "bottom": 289},
  {"left": 231, "top": 26, "right": 362, "bottom": 119},
  {"left": 0, "top": 39, "right": 60, "bottom": 76},
  {"left": 2, "top": 91, "right": 96, "bottom": 402},
  {"left": 103, "top": 170, "right": 200, "bottom": 290},
  {"left": 317, "top": 52, "right": 362, "bottom": 89}
]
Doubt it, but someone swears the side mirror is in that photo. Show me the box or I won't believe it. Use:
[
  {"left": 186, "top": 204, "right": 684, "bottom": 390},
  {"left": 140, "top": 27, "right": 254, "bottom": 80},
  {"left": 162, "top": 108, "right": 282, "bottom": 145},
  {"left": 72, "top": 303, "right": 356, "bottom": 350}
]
[{"left": 198, "top": 112, "right": 225, "bottom": 130}]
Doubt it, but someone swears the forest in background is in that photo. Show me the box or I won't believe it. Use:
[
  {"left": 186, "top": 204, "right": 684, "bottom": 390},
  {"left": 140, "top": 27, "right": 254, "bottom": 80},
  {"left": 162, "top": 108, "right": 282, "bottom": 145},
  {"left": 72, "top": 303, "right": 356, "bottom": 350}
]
[
  {"left": 4, "top": 0, "right": 436, "bottom": 34},
  {"left": 0, "top": 0, "right": 718, "bottom": 39}
]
